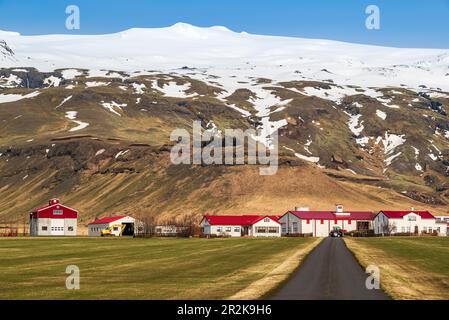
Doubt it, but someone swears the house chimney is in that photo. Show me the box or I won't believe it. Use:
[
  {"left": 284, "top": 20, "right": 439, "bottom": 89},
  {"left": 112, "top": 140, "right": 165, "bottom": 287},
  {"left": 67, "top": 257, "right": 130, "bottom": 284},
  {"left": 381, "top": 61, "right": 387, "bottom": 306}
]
[
  {"left": 336, "top": 204, "right": 344, "bottom": 213},
  {"left": 49, "top": 198, "right": 60, "bottom": 205}
]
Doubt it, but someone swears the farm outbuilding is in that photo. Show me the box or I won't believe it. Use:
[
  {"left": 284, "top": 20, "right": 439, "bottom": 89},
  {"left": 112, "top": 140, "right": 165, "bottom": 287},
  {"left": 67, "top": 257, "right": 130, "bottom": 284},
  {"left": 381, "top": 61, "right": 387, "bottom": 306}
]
[
  {"left": 279, "top": 205, "right": 375, "bottom": 237},
  {"left": 373, "top": 210, "right": 447, "bottom": 236},
  {"left": 88, "top": 215, "right": 135, "bottom": 237},
  {"left": 29, "top": 199, "right": 78, "bottom": 236},
  {"left": 200, "top": 215, "right": 282, "bottom": 238}
]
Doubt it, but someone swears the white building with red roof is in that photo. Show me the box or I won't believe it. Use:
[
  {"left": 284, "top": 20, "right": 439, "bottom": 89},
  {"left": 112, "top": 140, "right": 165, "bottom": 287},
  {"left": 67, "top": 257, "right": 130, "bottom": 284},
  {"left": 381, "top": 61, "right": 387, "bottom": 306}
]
[
  {"left": 200, "top": 215, "right": 282, "bottom": 237},
  {"left": 374, "top": 210, "right": 447, "bottom": 236},
  {"left": 88, "top": 215, "right": 135, "bottom": 237},
  {"left": 279, "top": 205, "right": 376, "bottom": 237},
  {"left": 29, "top": 199, "right": 78, "bottom": 236}
]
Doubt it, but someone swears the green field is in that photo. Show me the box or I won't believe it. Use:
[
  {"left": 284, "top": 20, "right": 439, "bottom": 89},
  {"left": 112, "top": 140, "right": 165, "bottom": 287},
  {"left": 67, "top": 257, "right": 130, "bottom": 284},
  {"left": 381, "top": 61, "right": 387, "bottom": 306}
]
[
  {"left": 345, "top": 237, "right": 449, "bottom": 299},
  {"left": 348, "top": 237, "right": 449, "bottom": 276},
  {"left": 0, "top": 237, "right": 313, "bottom": 300}
]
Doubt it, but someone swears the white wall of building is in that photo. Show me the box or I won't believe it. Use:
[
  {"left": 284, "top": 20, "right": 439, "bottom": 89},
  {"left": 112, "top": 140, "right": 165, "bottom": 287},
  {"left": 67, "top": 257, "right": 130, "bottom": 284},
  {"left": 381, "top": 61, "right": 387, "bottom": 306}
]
[
  {"left": 374, "top": 212, "right": 447, "bottom": 236},
  {"left": 30, "top": 218, "right": 77, "bottom": 236},
  {"left": 201, "top": 217, "right": 280, "bottom": 238},
  {"left": 88, "top": 216, "right": 136, "bottom": 237},
  {"left": 280, "top": 212, "right": 372, "bottom": 237},
  {"left": 250, "top": 218, "right": 281, "bottom": 237}
]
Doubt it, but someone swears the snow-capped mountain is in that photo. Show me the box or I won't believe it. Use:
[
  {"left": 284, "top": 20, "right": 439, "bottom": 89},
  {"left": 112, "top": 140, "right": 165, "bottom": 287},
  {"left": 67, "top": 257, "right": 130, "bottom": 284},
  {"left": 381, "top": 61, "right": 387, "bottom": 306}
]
[
  {"left": 0, "top": 23, "right": 448, "bottom": 221},
  {"left": 1, "top": 22, "right": 448, "bottom": 91}
]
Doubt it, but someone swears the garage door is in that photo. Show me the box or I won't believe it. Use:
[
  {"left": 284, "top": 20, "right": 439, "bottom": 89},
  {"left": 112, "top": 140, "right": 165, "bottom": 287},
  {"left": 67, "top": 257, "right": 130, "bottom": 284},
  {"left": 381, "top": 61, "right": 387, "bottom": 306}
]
[{"left": 51, "top": 219, "right": 65, "bottom": 236}]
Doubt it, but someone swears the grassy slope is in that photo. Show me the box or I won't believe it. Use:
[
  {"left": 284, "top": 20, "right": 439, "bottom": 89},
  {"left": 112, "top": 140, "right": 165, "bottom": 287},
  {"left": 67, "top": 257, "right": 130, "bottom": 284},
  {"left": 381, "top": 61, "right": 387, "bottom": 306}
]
[
  {"left": 0, "top": 237, "right": 315, "bottom": 300},
  {"left": 344, "top": 237, "right": 449, "bottom": 300}
]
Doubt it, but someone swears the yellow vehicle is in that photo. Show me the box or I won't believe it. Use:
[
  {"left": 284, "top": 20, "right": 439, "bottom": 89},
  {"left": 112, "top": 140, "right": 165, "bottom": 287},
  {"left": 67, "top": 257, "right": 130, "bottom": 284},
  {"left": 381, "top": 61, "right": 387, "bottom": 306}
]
[{"left": 101, "top": 224, "right": 126, "bottom": 237}]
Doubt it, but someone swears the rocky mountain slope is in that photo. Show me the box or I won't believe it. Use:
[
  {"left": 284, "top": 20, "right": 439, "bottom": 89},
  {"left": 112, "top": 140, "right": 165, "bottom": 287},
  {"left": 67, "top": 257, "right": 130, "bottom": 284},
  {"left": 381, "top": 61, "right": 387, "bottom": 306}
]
[{"left": 0, "top": 24, "right": 448, "bottom": 223}]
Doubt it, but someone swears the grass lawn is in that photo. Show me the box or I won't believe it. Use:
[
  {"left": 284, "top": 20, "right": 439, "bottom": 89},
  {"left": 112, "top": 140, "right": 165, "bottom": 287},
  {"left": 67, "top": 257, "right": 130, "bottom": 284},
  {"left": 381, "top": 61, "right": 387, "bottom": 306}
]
[
  {"left": 345, "top": 237, "right": 449, "bottom": 300},
  {"left": 0, "top": 237, "right": 315, "bottom": 300}
]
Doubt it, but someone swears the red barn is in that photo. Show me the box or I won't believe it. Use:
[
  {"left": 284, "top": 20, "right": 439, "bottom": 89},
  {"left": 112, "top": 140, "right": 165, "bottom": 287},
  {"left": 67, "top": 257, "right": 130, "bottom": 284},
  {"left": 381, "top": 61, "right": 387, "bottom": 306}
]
[{"left": 29, "top": 199, "right": 78, "bottom": 236}]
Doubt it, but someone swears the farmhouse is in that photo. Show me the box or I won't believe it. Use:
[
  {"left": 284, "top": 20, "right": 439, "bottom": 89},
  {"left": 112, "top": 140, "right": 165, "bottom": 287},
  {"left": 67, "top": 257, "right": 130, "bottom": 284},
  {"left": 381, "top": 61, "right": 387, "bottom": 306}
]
[
  {"left": 279, "top": 205, "right": 375, "bottom": 237},
  {"left": 374, "top": 210, "right": 447, "bottom": 236},
  {"left": 29, "top": 199, "right": 78, "bottom": 236},
  {"left": 88, "top": 215, "right": 135, "bottom": 237},
  {"left": 200, "top": 215, "right": 281, "bottom": 237}
]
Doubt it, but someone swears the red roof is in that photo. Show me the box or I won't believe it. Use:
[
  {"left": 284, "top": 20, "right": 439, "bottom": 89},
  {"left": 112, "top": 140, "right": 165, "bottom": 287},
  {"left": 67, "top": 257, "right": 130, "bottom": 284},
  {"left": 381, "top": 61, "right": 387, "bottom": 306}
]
[
  {"left": 203, "top": 215, "right": 281, "bottom": 226},
  {"left": 289, "top": 211, "right": 376, "bottom": 220},
  {"left": 88, "top": 216, "right": 127, "bottom": 225},
  {"left": 380, "top": 211, "right": 435, "bottom": 219},
  {"left": 30, "top": 199, "right": 78, "bottom": 219}
]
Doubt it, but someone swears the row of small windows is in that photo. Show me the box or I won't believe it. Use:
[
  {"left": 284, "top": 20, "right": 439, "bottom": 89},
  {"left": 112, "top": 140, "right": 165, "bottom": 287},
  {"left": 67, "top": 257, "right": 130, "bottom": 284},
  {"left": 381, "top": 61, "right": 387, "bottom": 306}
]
[
  {"left": 217, "top": 227, "right": 241, "bottom": 233},
  {"left": 41, "top": 226, "right": 74, "bottom": 231},
  {"left": 216, "top": 226, "right": 279, "bottom": 234}
]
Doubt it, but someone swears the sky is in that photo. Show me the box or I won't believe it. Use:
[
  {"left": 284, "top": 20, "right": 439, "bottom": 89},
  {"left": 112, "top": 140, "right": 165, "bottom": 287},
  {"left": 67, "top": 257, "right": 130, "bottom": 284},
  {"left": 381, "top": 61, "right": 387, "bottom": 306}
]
[{"left": 0, "top": 0, "right": 448, "bottom": 48}]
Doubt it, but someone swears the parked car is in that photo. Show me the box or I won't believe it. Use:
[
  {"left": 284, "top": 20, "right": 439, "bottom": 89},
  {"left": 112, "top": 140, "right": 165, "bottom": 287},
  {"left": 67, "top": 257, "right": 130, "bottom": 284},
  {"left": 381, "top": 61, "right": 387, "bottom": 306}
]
[{"left": 329, "top": 228, "right": 345, "bottom": 237}]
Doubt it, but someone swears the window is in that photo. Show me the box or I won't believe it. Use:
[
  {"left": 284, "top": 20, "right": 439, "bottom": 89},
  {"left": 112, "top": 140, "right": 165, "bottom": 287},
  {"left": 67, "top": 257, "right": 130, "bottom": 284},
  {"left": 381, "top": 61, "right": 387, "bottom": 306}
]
[
  {"left": 408, "top": 215, "right": 417, "bottom": 221},
  {"left": 53, "top": 210, "right": 63, "bottom": 215},
  {"left": 268, "top": 227, "right": 279, "bottom": 234},
  {"left": 256, "top": 227, "right": 267, "bottom": 233},
  {"left": 428, "top": 228, "right": 432, "bottom": 233},
  {"left": 225, "top": 227, "right": 232, "bottom": 232},
  {"left": 42, "top": 226, "right": 48, "bottom": 231},
  {"left": 264, "top": 218, "right": 270, "bottom": 222},
  {"left": 406, "top": 227, "right": 411, "bottom": 233},
  {"left": 217, "top": 227, "right": 222, "bottom": 233},
  {"left": 234, "top": 227, "right": 240, "bottom": 232},
  {"left": 292, "top": 222, "right": 298, "bottom": 233},
  {"left": 68, "top": 226, "right": 74, "bottom": 232}
]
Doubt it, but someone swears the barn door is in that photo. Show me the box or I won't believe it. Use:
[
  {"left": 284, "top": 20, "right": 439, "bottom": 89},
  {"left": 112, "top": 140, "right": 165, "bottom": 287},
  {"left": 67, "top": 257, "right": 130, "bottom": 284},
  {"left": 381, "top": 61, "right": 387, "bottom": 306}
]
[{"left": 51, "top": 219, "right": 65, "bottom": 236}]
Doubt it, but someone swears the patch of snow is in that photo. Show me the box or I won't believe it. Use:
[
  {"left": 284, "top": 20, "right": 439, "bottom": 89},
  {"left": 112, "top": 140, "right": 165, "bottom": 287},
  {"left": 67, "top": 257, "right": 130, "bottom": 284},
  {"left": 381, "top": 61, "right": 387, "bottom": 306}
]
[
  {"left": 65, "top": 111, "right": 89, "bottom": 132},
  {"left": 383, "top": 132, "right": 406, "bottom": 155},
  {"left": 283, "top": 146, "right": 320, "bottom": 164},
  {"left": 95, "top": 149, "right": 106, "bottom": 157},
  {"left": 85, "top": 81, "right": 110, "bottom": 88},
  {"left": 61, "top": 69, "right": 82, "bottom": 79},
  {"left": 347, "top": 113, "right": 364, "bottom": 136},
  {"left": 151, "top": 80, "right": 197, "bottom": 98},
  {"left": 132, "top": 83, "right": 146, "bottom": 94},
  {"left": 101, "top": 101, "right": 127, "bottom": 116},
  {"left": 415, "top": 163, "right": 423, "bottom": 171},
  {"left": 0, "top": 74, "right": 22, "bottom": 88},
  {"left": 0, "top": 91, "right": 40, "bottom": 104},
  {"left": 385, "top": 152, "right": 402, "bottom": 166},
  {"left": 55, "top": 95, "right": 72, "bottom": 109},
  {"left": 376, "top": 110, "right": 387, "bottom": 120},
  {"left": 115, "top": 150, "right": 129, "bottom": 159},
  {"left": 43, "top": 75, "right": 62, "bottom": 87}
]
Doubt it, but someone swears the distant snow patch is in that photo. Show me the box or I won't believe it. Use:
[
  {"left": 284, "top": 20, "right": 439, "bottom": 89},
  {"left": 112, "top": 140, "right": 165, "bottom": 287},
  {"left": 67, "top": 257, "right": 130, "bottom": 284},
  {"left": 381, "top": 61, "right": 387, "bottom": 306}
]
[
  {"left": 43, "top": 76, "right": 62, "bottom": 87},
  {"left": 376, "top": 110, "right": 387, "bottom": 120},
  {"left": 65, "top": 111, "right": 89, "bottom": 132},
  {"left": 55, "top": 95, "right": 72, "bottom": 109},
  {"left": 0, "top": 91, "right": 40, "bottom": 104},
  {"left": 152, "top": 81, "right": 197, "bottom": 98},
  {"left": 101, "top": 101, "right": 127, "bottom": 116},
  {"left": 86, "top": 81, "right": 110, "bottom": 88}
]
